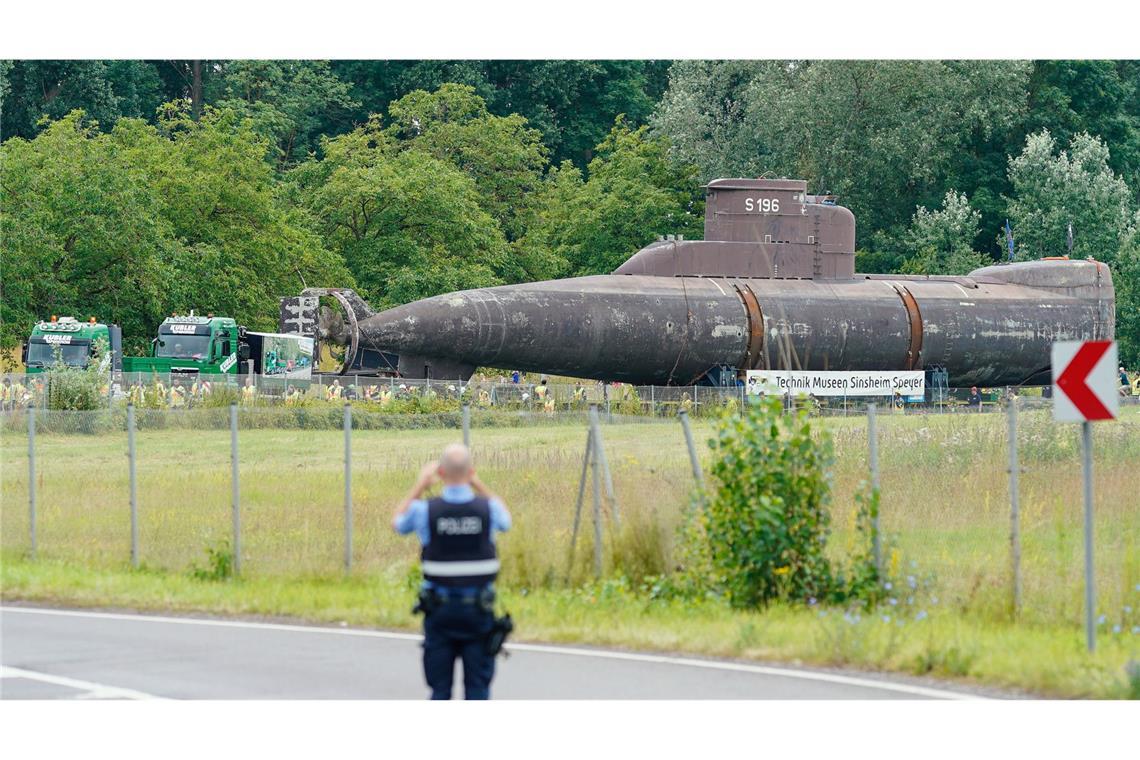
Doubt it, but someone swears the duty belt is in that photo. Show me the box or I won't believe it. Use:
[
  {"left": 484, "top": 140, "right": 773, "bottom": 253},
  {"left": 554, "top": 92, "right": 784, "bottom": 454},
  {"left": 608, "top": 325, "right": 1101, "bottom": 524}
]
[{"left": 413, "top": 586, "right": 495, "bottom": 615}]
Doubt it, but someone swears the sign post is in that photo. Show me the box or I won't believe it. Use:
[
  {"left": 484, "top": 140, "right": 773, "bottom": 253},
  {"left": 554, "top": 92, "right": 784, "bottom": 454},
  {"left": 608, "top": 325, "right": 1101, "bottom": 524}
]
[{"left": 1051, "top": 340, "right": 1118, "bottom": 653}]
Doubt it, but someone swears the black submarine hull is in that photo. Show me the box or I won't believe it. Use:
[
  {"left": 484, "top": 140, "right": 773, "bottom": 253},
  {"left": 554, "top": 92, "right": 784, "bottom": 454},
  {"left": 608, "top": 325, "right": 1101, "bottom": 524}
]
[{"left": 355, "top": 259, "right": 1114, "bottom": 387}]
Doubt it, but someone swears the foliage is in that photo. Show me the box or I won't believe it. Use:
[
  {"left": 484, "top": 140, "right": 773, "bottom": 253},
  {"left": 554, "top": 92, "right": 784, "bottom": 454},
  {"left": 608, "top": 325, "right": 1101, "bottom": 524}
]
[
  {"left": 1024, "top": 61, "right": 1140, "bottom": 198},
  {"left": 519, "top": 119, "right": 703, "bottom": 276},
  {"left": 900, "top": 191, "right": 989, "bottom": 275},
  {"left": 1006, "top": 130, "right": 1135, "bottom": 261},
  {"left": 697, "top": 396, "right": 838, "bottom": 608},
  {"left": 288, "top": 121, "right": 509, "bottom": 306},
  {"left": 653, "top": 60, "right": 1031, "bottom": 251},
  {"left": 190, "top": 541, "right": 235, "bottom": 581},
  {"left": 5, "top": 59, "right": 1140, "bottom": 357},
  {"left": 44, "top": 338, "right": 110, "bottom": 411},
  {"left": 331, "top": 60, "right": 669, "bottom": 167},
  {"left": 0, "top": 60, "right": 155, "bottom": 139},
  {"left": 205, "top": 60, "right": 359, "bottom": 169},
  {"left": 1113, "top": 218, "right": 1140, "bottom": 368},
  {"left": 0, "top": 113, "right": 179, "bottom": 350},
  {"left": 387, "top": 84, "right": 548, "bottom": 242},
  {"left": 0, "top": 106, "right": 352, "bottom": 352}
]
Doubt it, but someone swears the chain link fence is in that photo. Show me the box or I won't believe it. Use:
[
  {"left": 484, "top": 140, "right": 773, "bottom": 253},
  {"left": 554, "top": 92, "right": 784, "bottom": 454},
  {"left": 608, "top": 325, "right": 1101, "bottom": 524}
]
[
  {"left": 2, "top": 396, "right": 1137, "bottom": 634},
  {"left": 8, "top": 370, "right": 1137, "bottom": 418}
]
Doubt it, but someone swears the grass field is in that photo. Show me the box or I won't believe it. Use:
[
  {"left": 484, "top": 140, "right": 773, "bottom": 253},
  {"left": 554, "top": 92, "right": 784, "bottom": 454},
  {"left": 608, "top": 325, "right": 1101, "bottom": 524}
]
[{"left": 2, "top": 405, "right": 1139, "bottom": 696}]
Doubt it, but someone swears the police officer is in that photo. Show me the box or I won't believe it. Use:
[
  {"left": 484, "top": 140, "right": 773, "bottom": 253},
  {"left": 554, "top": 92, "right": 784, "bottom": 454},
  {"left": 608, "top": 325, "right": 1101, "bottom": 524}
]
[{"left": 393, "top": 444, "right": 511, "bottom": 700}]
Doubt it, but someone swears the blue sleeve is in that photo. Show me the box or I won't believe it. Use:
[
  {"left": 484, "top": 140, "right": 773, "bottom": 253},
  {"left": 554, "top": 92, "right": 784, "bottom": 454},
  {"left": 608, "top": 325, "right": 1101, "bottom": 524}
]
[
  {"left": 395, "top": 500, "right": 428, "bottom": 540},
  {"left": 489, "top": 498, "right": 511, "bottom": 533}
]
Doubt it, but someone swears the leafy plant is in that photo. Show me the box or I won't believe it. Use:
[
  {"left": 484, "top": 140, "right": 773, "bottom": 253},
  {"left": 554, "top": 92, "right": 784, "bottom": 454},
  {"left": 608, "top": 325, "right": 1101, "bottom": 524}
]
[
  {"left": 190, "top": 541, "right": 235, "bottom": 581},
  {"left": 696, "top": 395, "right": 836, "bottom": 607},
  {"left": 45, "top": 337, "right": 109, "bottom": 411}
]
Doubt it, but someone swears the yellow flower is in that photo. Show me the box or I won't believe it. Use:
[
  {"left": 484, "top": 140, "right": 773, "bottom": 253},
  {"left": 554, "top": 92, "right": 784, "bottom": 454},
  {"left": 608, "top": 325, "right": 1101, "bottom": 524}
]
[{"left": 774, "top": 566, "right": 791, "bottom": 575}]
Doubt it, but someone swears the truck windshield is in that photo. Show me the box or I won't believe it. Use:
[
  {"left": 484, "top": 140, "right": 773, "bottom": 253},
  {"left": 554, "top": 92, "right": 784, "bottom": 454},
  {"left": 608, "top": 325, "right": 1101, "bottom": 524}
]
[
  {"left": 156, "top": 334, "right": 212, "bottom": 359},
  {"left": 26, "top": 340, "right": 92, "bottom": 367}
]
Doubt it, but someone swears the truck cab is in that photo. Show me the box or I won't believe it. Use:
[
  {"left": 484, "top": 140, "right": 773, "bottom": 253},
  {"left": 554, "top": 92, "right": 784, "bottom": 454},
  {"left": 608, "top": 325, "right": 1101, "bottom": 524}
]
[
  {"left": 23, "top": 316, "right": 122, "bottom": 374},
  {"left": 123, "top": 314, "right": 241, "bottom": 375}
]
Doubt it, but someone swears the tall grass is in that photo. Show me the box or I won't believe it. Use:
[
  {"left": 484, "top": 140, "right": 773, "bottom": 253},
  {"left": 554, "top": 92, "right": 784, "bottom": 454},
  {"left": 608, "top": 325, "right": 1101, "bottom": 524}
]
[{"left": 1, "top": 407, "right": 1137, "bottom": 632}]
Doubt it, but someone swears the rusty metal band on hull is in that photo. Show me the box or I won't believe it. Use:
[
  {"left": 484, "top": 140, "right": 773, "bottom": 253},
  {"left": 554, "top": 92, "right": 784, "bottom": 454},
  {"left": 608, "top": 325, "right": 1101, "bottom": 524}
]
[
  {"left": 734, "top": 282, "right": 767, "bottom": 370},
  {"left": 890, "top": 283, "right": 924, "bottom": 371}
]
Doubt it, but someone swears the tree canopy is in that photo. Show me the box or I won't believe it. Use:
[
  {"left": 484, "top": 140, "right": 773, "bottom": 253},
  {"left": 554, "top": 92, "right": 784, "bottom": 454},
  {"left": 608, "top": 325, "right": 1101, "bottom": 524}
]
[{"left": 3, "top": 59, "right": 1139, "bottom": 366}]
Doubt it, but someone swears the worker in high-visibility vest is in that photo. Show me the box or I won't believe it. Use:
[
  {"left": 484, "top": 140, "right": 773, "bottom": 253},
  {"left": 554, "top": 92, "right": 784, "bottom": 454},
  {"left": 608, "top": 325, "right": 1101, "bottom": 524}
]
[
  {"left": 152, "top": 378, "right": 167, "bottom": 405},
  {"left": 241, "top": 377, "right": 257, "bottom": 405},
  {"left": 11, "top": 379, "right": 28, "bottom": 409},
  {"left": 170, "top": 382, "right": 187, "bottom": 408}
]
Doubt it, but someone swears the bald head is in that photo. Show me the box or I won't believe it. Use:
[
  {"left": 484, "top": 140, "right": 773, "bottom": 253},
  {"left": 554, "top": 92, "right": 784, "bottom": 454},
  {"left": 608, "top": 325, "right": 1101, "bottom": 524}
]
[{"left": 439, "top": 443, "right": 474, "bottom": 484}]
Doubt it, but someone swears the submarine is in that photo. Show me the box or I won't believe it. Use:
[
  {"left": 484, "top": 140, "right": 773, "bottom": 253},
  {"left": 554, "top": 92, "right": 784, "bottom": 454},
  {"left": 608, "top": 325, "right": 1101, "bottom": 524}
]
[{"left": 284, "top": 178, "right": 1115, "bottom": 387}]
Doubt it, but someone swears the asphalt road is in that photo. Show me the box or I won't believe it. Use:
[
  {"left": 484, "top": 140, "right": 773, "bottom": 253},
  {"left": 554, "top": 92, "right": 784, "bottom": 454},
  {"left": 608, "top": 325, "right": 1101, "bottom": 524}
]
[{"left": 1, "top": 606, "right": 982, "bottom": 700}]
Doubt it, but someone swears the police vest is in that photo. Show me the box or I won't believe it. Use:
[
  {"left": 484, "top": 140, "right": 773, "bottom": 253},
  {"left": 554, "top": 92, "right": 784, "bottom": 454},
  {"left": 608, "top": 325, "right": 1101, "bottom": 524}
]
[{"left": 421, "top": 496, "right": 499, "bottom": 588}]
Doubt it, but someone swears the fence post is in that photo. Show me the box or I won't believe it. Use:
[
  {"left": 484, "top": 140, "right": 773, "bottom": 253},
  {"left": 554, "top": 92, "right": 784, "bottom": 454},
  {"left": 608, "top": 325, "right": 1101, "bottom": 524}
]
[
  {"left": 1081, "top": 420, "right": 1096, "bottom": 653},
  {"left": 28, "top": 405, "right": 37, "bottom": 559},
  {"left": 128, "top": 403, "right": 138, "bottom": 568},
  {"left": 462, "top": 403, "right": 471, "bottom": 448},
  {"left": 678, "top": 409, "right": 704, "bottom": 500},
  {"left": 344, "top": 402, "right": 353, "bottom": 573},
  {"left": 567, "top": 422, "right": 593, "bottom": 579},
  {"left": 588, "top": 405, "right": 619, "bottom": 527},
  {"left": 591, "top": 421, "right": 603, "bottom": 579},
  {"left": 650, "top": 385, "right": 655, "bottom": 417},
  {"left": 868, "top": 403, "right": 881, "bottom": 573},
  {"left": 1007, "top": 396, "right": 1021, "bottom": 617},
  {"left": 230, "top": 402, "right": 241, "bottom": 575}
]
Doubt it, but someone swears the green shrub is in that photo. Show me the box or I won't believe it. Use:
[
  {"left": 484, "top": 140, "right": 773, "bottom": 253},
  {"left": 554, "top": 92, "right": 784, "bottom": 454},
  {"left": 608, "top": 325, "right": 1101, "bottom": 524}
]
[
  {"left": 684, "top": 395, "right": 879, "bottom": 608},
  {"left": 190, "top": 541, "right": 235, "bottom": 581},
  {"left": 45, "top": 337, "right": 109, "bottom": 411}
]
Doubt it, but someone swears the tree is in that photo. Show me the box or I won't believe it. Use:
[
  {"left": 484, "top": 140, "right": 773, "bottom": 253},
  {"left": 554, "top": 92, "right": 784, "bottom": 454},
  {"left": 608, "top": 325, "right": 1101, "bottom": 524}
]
[
  {"left": 0, "top": 106, "right": 353, "bottom": 353},
  {"left": 288, "top": 119, "right": 510, "bottom": 306},
  {"left": 1025, "top": 61, "right": 1140, "bottom": 200},
  {"left": 386, "top": 84, "right": 547, "bottom": 241},
  {"left": 900, "top": 191, "right": 989, "bottom": 275},
  {"left": 0, "top": 113, "right": 179, "bottom": 349},
  {"left": 519, "top": 119, "right": 703, "bottom": 276},
  {"left": 330, "top": 60, "right": 668, "bottom": 167},
  {"left": 1, "top": 61, "right": 123, "bottom": 139},
  {"left": 652, "top": 60, "right": 1031, "bottom": 251},
  {"left": 137, "top": 103, "right": 354, "bottom": 328},
  {"left": 1006, "top": 130, "right": 1134, "bottom": 261},
  {"left": 651, "top": 60, "right": 784, "bottom": 180},
  {"left": 206, "top": 60, "right": 358, "bottom": 168},
  {"left": 1113, "top": 215, "right": 1140, "bottom": 368}
]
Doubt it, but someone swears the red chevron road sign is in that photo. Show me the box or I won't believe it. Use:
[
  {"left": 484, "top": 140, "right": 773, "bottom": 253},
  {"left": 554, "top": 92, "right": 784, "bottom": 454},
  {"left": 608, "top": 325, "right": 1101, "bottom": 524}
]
[{"left": 1051, "top": 340, "right": 1119, "bottom": 423}]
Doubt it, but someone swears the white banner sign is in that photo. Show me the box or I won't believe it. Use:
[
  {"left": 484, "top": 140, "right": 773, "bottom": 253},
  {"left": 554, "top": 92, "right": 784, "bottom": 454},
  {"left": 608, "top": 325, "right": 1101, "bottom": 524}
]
[{"left": 746, "top": 370, "right": 925, "bottom": 397}]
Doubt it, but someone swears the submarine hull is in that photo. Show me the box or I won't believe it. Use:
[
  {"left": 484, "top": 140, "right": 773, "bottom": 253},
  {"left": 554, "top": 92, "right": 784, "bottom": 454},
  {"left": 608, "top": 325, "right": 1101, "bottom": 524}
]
[{"left": 355, "top": 261, "right": 1114, "bottom": 387}]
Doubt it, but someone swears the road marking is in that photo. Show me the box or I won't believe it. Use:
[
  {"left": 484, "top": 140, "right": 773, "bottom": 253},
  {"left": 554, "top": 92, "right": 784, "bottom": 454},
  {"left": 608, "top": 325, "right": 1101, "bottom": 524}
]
[
  {"left": 2, "top": 606, "right": 980, "bottom": 699},
  {"left": 1, "top": 665, "right": 163, "bottom": 700}
]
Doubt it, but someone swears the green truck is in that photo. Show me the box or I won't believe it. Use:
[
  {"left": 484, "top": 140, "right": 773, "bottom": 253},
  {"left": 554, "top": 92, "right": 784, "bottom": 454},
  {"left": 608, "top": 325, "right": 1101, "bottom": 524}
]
[
  {"left": 22, "top": 316, "right": 123, "bottom": 374},
  {"left": 122, "top": 314, "right": 242, "bottom": 376},
  {"left": 23, "top": 312, "right": 314, "bottom": 382}
]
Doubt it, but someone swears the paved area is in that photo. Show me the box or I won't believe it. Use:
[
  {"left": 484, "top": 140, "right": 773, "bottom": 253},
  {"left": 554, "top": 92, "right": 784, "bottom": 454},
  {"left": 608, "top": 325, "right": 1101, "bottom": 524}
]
[{"left": 1, "top": 606, "right": 981, "bottom": 700}]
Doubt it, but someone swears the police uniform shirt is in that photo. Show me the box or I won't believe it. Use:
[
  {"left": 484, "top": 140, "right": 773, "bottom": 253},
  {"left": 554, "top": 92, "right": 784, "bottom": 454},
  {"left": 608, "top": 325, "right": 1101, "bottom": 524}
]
[{"left": 394, "top": 484, "right": 511, "bottom": 589}]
